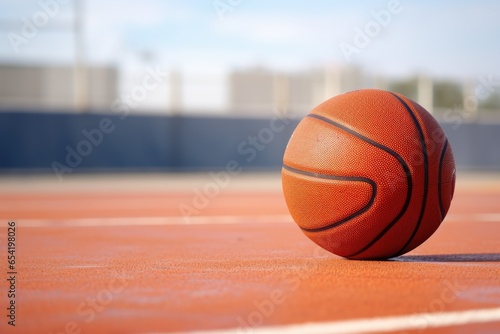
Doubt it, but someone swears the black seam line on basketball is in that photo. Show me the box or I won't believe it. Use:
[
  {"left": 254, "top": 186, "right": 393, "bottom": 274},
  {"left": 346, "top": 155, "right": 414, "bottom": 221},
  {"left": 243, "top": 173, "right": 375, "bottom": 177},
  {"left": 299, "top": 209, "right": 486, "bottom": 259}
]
[
  {"left": 389, "top": 93, "right": 430, "bottom": 257},
  {"left": 438, "top": 140, "right": 449, "bottom": 220},
  {"left": 305, "top": 114, "right": 413, "bottom": 258},
  {"left": 282, "top": 164, "right": 377, "bottom": 232}
]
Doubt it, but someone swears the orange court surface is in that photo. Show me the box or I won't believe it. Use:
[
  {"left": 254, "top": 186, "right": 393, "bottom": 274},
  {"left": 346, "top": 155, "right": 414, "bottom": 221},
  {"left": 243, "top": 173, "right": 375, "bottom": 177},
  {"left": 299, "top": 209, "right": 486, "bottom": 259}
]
[{"left": 1, "top": 172, "right": 500, "bottom": 334}]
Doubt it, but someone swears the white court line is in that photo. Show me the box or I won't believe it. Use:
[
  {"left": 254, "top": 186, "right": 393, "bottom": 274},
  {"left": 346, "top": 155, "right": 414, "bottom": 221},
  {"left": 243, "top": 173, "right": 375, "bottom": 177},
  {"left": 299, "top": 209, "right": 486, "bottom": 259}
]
[
  {"left": 166, "top": 307, "right": 500, "bottom": 334},
  {"left": 16, "top": 215, "right": 293, "bottom": 227},
  {"left": 446, "top": 213, "right": 500, "bottom": 222},
  {"left": 15, "top": 213, "right": 500, "bottom": 227}
]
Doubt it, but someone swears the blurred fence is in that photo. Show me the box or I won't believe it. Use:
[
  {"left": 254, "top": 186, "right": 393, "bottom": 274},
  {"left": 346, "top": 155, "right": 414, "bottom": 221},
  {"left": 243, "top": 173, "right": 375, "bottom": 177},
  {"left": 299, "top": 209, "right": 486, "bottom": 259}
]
[{"left": 1, "top": 64, "right": 500, "bottom": 118}]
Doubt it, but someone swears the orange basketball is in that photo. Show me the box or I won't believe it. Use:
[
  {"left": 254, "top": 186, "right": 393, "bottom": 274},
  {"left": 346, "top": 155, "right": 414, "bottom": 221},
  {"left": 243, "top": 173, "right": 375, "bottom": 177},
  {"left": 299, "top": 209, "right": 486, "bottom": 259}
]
[{"left": 282, "top": 89, "right": 456, "bottom": 260}]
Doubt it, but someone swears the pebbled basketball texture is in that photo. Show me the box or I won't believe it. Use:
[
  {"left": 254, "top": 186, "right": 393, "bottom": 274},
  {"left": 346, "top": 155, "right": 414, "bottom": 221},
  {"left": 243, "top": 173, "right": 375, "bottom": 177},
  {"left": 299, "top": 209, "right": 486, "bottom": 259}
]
[{"left": 282, "top": 89, "right": 456, "bottom": 260}]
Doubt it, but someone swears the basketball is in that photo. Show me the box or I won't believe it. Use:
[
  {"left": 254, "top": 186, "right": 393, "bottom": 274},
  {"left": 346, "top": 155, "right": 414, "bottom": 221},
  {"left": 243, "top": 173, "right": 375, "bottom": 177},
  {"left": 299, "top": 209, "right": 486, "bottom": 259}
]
[{"left": 282, "top": 89, "right": 456, "bottom": 260}]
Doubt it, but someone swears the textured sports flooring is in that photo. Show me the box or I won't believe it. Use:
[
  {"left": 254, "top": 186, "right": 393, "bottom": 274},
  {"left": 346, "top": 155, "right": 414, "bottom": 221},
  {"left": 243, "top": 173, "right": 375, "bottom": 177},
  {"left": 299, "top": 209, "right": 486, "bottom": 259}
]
[{"left": 0, "top": 172, "right": 499, "bottom": 334}]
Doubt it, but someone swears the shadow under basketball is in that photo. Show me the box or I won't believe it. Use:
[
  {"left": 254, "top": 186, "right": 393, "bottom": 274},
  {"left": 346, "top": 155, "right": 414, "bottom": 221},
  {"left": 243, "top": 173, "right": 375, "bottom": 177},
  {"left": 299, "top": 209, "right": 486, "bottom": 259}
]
[{"left": 395, "top": 253, "right": 500, "bottom": 262}]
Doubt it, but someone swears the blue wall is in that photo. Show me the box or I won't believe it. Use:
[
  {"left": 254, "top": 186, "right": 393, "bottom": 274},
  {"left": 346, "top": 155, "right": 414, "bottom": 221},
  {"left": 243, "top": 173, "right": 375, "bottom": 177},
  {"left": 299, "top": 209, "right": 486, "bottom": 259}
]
[
  {"left": 0, "top": 111, "right": 499, "bottom": 173},
  {"left": 0, "top": 111, "right": 296, "bottom": 173},
  {"left": 441, "top": 122, "right": 500, "bottom": 170}
]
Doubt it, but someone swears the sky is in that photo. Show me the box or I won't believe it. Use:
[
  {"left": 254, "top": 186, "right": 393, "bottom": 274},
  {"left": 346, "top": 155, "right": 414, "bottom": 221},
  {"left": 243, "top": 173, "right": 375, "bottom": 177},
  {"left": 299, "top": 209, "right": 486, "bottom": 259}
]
[{"left": 1, "top": 0, "right": 500, "bottom": 79}]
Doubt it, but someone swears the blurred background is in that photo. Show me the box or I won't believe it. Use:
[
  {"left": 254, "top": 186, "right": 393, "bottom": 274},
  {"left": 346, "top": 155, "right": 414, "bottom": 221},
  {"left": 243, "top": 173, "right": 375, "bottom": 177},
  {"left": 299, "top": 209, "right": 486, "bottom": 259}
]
[{"left": 1, "top": 0, "right": 499, "bottom": 176}]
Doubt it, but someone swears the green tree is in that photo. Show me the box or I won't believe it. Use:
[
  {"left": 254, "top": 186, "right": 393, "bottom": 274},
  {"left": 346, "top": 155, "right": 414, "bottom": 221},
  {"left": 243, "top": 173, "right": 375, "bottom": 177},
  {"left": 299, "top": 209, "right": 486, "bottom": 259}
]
[{"left": 433, "top": 81, "right": 462, "bottom": 109}]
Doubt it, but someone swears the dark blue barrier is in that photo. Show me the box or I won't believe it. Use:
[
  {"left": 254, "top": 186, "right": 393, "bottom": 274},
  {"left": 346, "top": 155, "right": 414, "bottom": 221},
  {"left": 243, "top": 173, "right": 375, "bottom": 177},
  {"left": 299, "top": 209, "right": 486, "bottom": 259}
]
[
  {"left": 0, "top": 111, "right": 298, "bottom": 173},
  {"left": 441, "top": 122, "right": 500, "bottom": 170},
  {"left": 0, "top": 112, "right": 175, "bottom": 172},
  {"left": 0, "top": 111, "right": 499, "bottom": 173}
]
